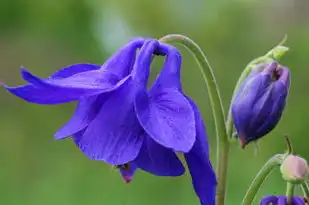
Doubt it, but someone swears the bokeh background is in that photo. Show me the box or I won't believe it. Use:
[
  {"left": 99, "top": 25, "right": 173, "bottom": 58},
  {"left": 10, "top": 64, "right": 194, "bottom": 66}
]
[{"left": 1, "top": 0, "right": 309, "bottom": 204}]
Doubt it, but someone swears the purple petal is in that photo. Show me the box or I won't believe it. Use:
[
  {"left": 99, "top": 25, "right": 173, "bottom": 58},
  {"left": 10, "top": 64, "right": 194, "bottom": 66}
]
[
  {"left": 75, "top": 78, "right": 143, "bottom": 165},
  {"left": 21, "top": 68, "right": 122, "bottom": 90},
  {"left": 50, "top": 63, "right": 101, "bottom": 79},
  {"left": 255, "top": 82, "right": 288, "bottom": 137},
  {"left": 277, "top": 196, "right": 287, "bottom": 205},
  {"left": 134, "top": 134, "right": 185, "bottom": 176},
  {"left": 5, "top": 39, "right": 144, "bottom": 104},
  {"left": 184, "top": 97, "right": 216, "bottom": 205},
  {"left": 259, "top": 196, "right": 278, "bottom": 205},
  {"left": 232, "top": 72, "right": 272, "bottom": 137},
  {"left": 54, "top": 94, "right": 109, "bottom": 139},
  {"left": 4, "top": 71, "right": 130, "bottom": 104},
  {"left": 135, "top": 88, "right": 195, "bottom": 152},
  {"left": 292, "top": 197, "right": 306, "bottom": 205},
  {"left": 152, "top": 43, "right": 182, "bottom": 90},
  {"left": 131, "top": 39, "right": 159, "bottom": 86}
]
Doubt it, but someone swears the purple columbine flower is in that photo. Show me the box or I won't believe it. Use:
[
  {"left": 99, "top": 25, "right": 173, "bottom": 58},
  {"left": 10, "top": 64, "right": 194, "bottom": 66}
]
[
  {"left": 260, "top": 195, "right": 306, "bottom": 205},
  {"left": 4, "top": 38, "right": 197, "bottom": 165},
  {"left": 117, "top": 43, "right": 217, "bottom": 205},
  {"left": 231, "top": 62, "right": 290, "bottom": 148},
  {"left": 4, "top": 38, "right": 216, "bottom": 205}
]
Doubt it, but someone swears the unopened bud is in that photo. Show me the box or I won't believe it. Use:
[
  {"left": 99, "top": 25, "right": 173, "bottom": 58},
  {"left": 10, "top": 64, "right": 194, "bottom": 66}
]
[{"left": 280, "top": 155, "right": 309, "bottom": 184}]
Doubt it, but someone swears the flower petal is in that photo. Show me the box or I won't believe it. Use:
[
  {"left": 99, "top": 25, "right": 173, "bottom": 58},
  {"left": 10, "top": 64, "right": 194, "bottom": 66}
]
[
  {"left": 50, "top": 63, "right": 101, "bottom": 79},
  {"left": 4, "top": 39, "right": 144, "bottom": 104},
  {"left": 75, "top": 78, "right": 143, "bottom": 164},
  {"left": 135, "top": 87, "right": 195, "bottom": 152},
  {"left": 4, "top": 75, "right": 129, "bottom": 104},
  {"left": 152, "top": 43, "right": 182, "bottom": 90},
  {"left": 232, "top": 72, "right": 272, "bottom": 138},
  {"left": 255, "top": 82, "right": 288, "bottom": 138},
  {"left": 54, "top": 94, "right": 109, "bottom": 139},
  {"left": 135, "top": 43, "right": 195, "bottom": 152},
  {"left": 277, "top": 196, "right": 286, "bottom": 205},
  {"left": 184, "top": 97, "right": 216, "bottom": 205},
  {"left": 292, "top": 197, "right": 305, "bottom": 205},
  {"left": 134, "top": 134, "right": 185, "bottom": 176}
]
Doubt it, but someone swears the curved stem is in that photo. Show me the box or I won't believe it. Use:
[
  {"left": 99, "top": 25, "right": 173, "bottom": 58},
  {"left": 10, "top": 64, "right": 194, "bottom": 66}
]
[
  {"left": 159, "top": 34, "right": 229, "bottom": 205},
  {"left": 241, "top": 154, "right": 284, "bottom": 205},
  {"left": 286, "top": 182, "right": 295, "bottom": 205},
  {"left": 301, "top": 182, "right": 309, "bottom": 202}
]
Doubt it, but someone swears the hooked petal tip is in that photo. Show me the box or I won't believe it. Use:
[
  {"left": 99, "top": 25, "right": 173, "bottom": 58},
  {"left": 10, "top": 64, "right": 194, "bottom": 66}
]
[
  {"left": 263, "top": 61, "right": 278, "bottom": 74},
  {"left": 240, "top": 135, "right": 247, "bottom": 149},
  {"left": 123, "top": 176, "right": 132, "bottom": 184}
]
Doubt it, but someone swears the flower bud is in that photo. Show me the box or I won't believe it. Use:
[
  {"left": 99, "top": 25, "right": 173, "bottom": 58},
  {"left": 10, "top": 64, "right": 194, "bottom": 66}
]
[
  {"left": 280, "top": 155, "right": 308, "bottom": 184},
  {"left": 231, "top": 62, "right": 290, "bottom": 148}
]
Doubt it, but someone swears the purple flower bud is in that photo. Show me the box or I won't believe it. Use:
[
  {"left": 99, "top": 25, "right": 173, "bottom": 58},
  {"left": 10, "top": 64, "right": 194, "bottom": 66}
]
[{"left": 232, "top": 62, "right": 290, "bottom": 148}]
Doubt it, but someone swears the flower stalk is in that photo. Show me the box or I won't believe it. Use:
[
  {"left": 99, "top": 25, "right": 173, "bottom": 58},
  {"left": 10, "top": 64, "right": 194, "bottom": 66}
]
[
  {"left": 241, "top": 154, "right": 284, "bottom": 205},
  {"left": 301, "top": 182, "right": 309, "bottom": 201},
  {"left": 286, "top": 182, "right": 295, "bottom": 205}
]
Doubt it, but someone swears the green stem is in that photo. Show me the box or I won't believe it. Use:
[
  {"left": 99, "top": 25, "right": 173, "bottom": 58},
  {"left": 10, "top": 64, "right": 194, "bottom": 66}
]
[
  {"left": 286, "top": 182, "right": 295, "bottom": 205},
  {"left": 301, "top": 182, "right": 309, "bottom": 201},
  {"left": 159, "top": 34, "right": 229, "bottom": 205},
  {"left": 241, "top": 154, "right": 284, "bottom": 205}
]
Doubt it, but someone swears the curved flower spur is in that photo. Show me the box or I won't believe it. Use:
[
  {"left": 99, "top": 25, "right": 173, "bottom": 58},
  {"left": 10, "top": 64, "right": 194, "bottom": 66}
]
[
  {"left": 231, "top": 62, "right": 290, "bottom": 148},
  {"left": 117, "top": 43, "right": 216, "bottom": 205}
]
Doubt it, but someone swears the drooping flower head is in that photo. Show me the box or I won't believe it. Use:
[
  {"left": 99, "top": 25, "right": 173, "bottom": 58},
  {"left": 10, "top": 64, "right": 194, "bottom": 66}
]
[
  {"left": 260, "top": 195, "right": 306, "bottom": 205},
  {"left": 4, "top": 38, "right": 198, "bottom": 165},
  {"left": 231, "top": 62, "right": 290, "bottom": 148},
  {"left": 3, "top": 38, "right": 216, "bottom": 205}
]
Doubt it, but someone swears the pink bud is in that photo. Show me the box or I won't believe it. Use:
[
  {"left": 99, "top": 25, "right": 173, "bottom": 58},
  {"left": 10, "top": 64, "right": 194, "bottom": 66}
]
[{"left": 280, "top": 155, "right": 308, "bottom": 183}]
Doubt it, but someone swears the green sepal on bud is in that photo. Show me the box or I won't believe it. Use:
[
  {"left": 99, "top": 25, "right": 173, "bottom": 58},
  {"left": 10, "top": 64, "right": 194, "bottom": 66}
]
[
  {"left": 266, "top": 45, "right": 289, "bottom": 60},
  {"left": 245, "top": 35, "right": 289, "bottom": 74},
  {"left": 280, "top": 155, "right": 309, "bottom": 184}
]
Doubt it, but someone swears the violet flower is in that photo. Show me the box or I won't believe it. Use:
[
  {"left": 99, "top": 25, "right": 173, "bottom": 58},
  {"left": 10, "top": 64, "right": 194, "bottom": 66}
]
[
  {"left": 4, "top": 38, "right": 196, "bottom": 166},
  {"left": 260, "top": 195, "right": 306, "bottom": 205},
  {"left": 4, "top": 38, "right": 216, "bottom": 205}
]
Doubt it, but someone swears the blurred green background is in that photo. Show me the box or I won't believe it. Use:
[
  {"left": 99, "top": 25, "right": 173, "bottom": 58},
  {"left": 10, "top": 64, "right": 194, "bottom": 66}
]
[{"left": 1, "top": 0, "right": 309, "bottom": 204}]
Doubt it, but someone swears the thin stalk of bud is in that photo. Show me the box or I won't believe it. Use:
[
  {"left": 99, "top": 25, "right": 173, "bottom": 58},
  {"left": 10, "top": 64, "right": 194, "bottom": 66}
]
[
  {"left": 286, "top": 182, "right": 295, "bottom": 205},
  {"left": 301, "top": 182, "right": 309, "bottom": 202},
  {"left": 241, "top": 154, "right": 284, "bottom": 205}
]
